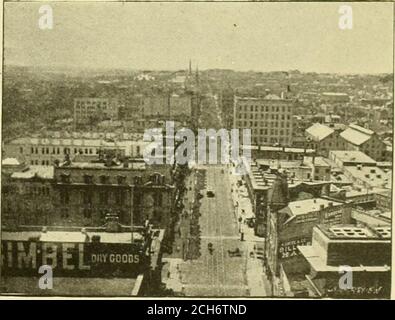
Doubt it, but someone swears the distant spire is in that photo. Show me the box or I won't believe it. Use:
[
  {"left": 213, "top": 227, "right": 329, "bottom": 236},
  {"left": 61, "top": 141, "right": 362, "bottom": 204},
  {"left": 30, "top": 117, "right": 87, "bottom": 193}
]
[
  {"left": 189, "top": 59, "right": 192, "bottom": 76},
  {"left": 195, "top": 64, "right": 199, "bottom": 84}
]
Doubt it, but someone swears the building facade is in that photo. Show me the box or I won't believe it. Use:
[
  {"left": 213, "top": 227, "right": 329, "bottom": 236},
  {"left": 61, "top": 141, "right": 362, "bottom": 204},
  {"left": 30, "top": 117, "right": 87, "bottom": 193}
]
[
  {"left": 233, "top": 95, "right": 294, "bottom": 146},
  {"left": 74, "top": 98, "right": 119, "bottom": 126},
  {"left": 299, "top": 225, "right": 391, "bottom": 298},
  {"left": 340, "top": 124, "right": 387, "bottom": 161},
  {"left": 305, "top": 123, "right": 346, "bottom": 157}
]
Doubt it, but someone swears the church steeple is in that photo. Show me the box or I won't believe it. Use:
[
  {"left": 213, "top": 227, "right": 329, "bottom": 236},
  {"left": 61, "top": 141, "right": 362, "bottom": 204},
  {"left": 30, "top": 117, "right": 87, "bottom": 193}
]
[{"left": 189, "top": 59, "right": 192, "bottom": 76}]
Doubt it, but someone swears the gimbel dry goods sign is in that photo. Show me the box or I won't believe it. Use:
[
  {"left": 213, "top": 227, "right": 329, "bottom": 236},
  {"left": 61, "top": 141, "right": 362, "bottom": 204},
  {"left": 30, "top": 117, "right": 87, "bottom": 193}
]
[{"left": 1, "top": 240, "right": 147, "bottom": 278}]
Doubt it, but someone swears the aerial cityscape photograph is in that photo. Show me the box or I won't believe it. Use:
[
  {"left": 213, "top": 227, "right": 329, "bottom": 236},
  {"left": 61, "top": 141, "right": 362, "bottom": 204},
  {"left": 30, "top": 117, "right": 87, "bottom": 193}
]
[{"left": 0, "top": 2, "right": 393, "bottom": 299}]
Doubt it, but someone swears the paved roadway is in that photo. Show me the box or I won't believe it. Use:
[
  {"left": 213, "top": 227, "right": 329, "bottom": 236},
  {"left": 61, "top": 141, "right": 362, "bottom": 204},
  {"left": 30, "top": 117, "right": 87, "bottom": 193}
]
[{"left": 179, "top": 165, "right": 250, "bottom": 296}]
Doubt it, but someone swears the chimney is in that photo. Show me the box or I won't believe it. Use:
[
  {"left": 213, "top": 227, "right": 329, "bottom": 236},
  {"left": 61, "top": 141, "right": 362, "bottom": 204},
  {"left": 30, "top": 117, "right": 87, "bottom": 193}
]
[
  {"left": 320, "top": 204, "right": 325, "bottom": 210},
  {"left": 328, "top": 202, "right": 333, "bottom": 207}
]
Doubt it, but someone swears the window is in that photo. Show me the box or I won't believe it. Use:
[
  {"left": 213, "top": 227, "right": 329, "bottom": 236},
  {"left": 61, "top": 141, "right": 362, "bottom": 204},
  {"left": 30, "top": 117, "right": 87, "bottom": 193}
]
[
  {"left": 83, "top": 174, "right": 93, "bottom": 184},
  {"left": 100, "top": 175, "right": 110, "bottom": 184},
  {"left": 154, "top": 193, "right": 163, "bottom": 207},
  {"left": 115, "top": 191, "right": 126, "bottom": 205},
  {"left": 117, "top": 175, "right": 126, "bottom": 185},
  {"left": 83, "top": 208, "right": 92, "bottom": 218},
  {"left": 99, "top": 191, "right": 109, "bottom": 205},
  {"left": 82, "top": 191, "right": 93, "bottom": 205},
  {"left": 61, "top": 208, "right": 69, "bottom": 219},
  {"left": 60, "top": 191, "right": 70, "bottom": 204},
  {"left": 60, "top": 173, "right": 70, "bottom": 183}
]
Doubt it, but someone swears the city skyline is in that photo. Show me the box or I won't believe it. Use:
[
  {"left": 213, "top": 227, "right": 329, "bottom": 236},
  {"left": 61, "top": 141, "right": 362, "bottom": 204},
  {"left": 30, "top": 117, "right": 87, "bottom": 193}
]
[{"left": 4, "top": 2, "right": 394, "bottom": 74}]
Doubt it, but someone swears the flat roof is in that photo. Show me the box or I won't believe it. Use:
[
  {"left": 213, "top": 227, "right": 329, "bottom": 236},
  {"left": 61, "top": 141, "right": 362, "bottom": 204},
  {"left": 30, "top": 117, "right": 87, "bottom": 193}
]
[
  {"left": 252, "top": 145, "right": 315, "bottom": 153},
  {"left": 59, "top": 161, "right": 146, "bottom": 170},
  {"left": 317, "top": 224, "right": 391, "bottom": 240},
  {"left": 279, "top": 198, "right": 343, "bottom": 217},
  {"left": 2, "top": 230, "right": 144, "bottom": 243},
  {"left": 298, "top": 246, "right": 390, "bottom": 273},
  {"left": 329, "top": 150, "right": 376, "bottom": 165},
  {"left": 11, "top": 165, "right": 54, "bottom": 180},
  {"left": 344, "top": 166, "right": 391, "bottom": 189}
]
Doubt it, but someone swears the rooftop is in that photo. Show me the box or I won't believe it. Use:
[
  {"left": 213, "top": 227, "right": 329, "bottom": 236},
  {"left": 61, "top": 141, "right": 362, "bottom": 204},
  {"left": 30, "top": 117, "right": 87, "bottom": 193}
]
[
  {"left": 317, "top": 224, "right": 391, "bottom": 240},
  {"left": 306, "top": 123, "right": 334, "bottom": 141},
  {"left": 59, "top": 160, "right": 147, "bottom": 171},
  {"left": 322, "top": 92, "right": 348, "bottom": 96},
  {"left": 1, "top": 230, "right": 144, "bottom": 243},
  {"left": 344, "top": 165, "right": 391, "bottom": 189},
  {"left": 329, "top": 150, "right": 376, "bottom": 165},
  {"left": 340, "top": 124, "right": 374, "bottom": 146},
  {"left": 279, "top": 198, "right": 343, "bottom": 217},
  {"left": 11, "top": 165, "right": 54, "bottom": 180},
  {"left": 2, "top": 157, "right": 21, "bottom": 166}
]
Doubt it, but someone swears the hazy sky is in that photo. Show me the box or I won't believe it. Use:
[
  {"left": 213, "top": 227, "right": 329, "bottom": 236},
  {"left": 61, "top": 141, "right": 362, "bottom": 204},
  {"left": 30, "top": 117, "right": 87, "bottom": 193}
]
[{"left": 4, "top": 2, "right": 394, "bottom": 73}]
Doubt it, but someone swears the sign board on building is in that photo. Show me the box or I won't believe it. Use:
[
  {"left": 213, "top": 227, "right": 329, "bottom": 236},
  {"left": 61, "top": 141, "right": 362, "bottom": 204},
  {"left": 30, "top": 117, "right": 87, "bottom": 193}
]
[
  {"left": 1, "top": 240, "right": 148, "bottom": 278},
  {"left": 278, "top": 237, "right": 311, "bottom": 259}
]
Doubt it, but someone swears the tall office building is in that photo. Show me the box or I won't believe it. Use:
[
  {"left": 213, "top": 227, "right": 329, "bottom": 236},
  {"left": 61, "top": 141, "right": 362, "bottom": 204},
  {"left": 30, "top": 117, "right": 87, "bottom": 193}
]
[{"left": 233, "top": 93, "right": 294, "bottom": 146}]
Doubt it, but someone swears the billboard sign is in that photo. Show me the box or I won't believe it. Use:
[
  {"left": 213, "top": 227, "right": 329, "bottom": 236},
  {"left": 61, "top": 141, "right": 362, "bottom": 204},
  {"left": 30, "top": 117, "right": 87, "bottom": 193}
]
[{"left": 1, "top": 240, "right": 148, "bottom": 278}]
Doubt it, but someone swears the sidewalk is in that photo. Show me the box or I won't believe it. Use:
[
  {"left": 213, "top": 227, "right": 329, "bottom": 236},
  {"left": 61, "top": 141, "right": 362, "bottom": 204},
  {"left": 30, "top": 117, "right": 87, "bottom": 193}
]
[{"left": 227, "top": 165, "right": 270, "bottom": 296}]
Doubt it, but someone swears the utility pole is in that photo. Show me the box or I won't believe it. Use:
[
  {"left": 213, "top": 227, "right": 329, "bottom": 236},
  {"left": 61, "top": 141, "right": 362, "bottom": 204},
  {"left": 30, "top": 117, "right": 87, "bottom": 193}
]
[{"left": 130, "top": 184, "right": 134, "bottom": 243}]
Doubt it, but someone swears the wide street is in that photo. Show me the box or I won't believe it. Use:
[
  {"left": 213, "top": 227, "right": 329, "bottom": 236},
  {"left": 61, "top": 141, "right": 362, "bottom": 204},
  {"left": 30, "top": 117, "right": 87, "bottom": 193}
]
[{"left": 178, "top": 164, "right": 250, "bottom": 296}]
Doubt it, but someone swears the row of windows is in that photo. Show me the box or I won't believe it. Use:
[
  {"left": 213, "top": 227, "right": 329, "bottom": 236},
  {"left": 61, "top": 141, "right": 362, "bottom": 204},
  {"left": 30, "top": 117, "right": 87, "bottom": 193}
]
[
  {"left": 250, "top": 129, "right": 291, "bottom": 136},
  {"left": 238, "top": 105, "right": 291, "bottom": 113},
  {"left": 29, "top": 146, "right": 94, "bottom": 155},
  {"left": 237, "top": 113, "right": 291, "bottom": 120},
  {"left": 25, "top": 186, "right": 51, "bottom": 196},
  {"left": 59, "top": 191, "right": 163, "bottom": 207},
  {"left": 253, "top": 137, "right": 291, "bottom": 144},
  {"left": 237, "top": 121, "right": 292, "bottom": 128},
  {"left": 31, "top": 160, "right": 51, "bottom": 165},
  {"left": 60, "top": 174, "right": 130, "bottom": 185},
  {"left": 25, "top": 146, "right": 140, "bottom": 156}
]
